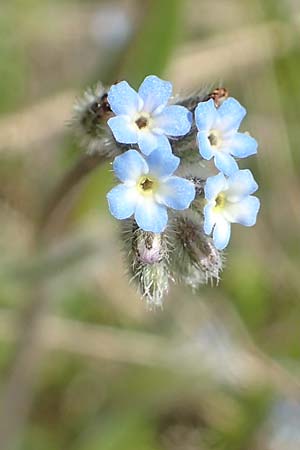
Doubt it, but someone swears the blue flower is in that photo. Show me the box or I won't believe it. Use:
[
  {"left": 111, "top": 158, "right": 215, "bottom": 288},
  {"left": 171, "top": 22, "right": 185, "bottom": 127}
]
[
  {"left": 195, "top": 98, "right": 258, "bottom": 175},
  {"left": 203, "top": 170, "right": 260, "bottom": 250},
  {"left": 107, "top": 75, "right": 192, "bottom": 155},
  {"left": 107, "top": 149, "right": 195, "bottom": 232}
]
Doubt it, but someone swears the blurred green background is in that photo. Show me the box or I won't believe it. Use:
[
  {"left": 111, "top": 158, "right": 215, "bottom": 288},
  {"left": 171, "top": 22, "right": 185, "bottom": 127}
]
[{"left": 1, "top": 0, "right": 300, "bottom": 449}]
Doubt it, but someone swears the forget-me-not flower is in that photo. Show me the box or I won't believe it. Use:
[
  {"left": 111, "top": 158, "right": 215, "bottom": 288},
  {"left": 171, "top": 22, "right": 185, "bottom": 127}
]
[
  {"left": 203, "top": 170, "right": 260, "bottom": 250},
  {"left": 107, "top": 149, "right": 195, "bottom": 233},
  {"left": 195, "top": 98, "right": 258, "bottom": 175},
  {"left": 107, "top": 75, "right": 192, "bottom": 155}
]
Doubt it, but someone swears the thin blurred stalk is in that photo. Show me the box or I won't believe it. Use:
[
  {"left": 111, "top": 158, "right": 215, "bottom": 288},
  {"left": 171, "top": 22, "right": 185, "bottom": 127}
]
[{"left": 38, "top": 152, "right": 108, "bottom": 237}]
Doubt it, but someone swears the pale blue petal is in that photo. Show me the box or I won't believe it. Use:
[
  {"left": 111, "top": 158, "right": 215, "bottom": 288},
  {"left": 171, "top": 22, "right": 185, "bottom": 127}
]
[
  {"left": 214, "top": 152, "right": 239, "bottom": 176},
  {"left": 113, "top": 150, "right": 148, "bottom": 183},
  {"left": 203, "top": 204, "right": 216, "bottom": 235},
  {"left": 138, "top": 75, "right": 172, "bottom": 113},
  {"left": 226, "top": 169, "right": 258, "bottom": 201},
  {"left": 213, "top": 217, "right": 231, "bottom": 250},
  {"left": 138, "top": 131, "right": 158, "bottom": 155},
  {"left": 195, "top": 99, "right": 217, "bottom": 131},
  {"left": 226, "top": 132, "right": 258, "bottom": 158},
  {"left": 146, "top": 149, "right": 179, "bottom": 178},
  {"left": 155, "top": 134, "right": 172, "bottom": 153},
  {"left": 134, "top": 199, "right": 168, "bottom": 233},
  {"left": 154, "top": 105, "right": 192, "bottom": 136},
  {"left": 108, "top": 116, "right": 138, "bottom": 144},
  {"left": 156, "top": 177, "right": 195, "bottom": 210},
  {"left": 224, "top": 196, "right": 260, "bottom": 226},
  {"left": 107, "top": 184, "right": 137, "bottom": 219},
  {"left": 217, "top": 97, "right": 246, "bottom": 133},
  {"left": 197, "top": 131, "right": 214, "bottom": 160},
  {"left": 108, "top": 81, "right": 141, "bottom": 115},
  {"left": 205, "top": 173, "right": 227, "bottom": 201}
]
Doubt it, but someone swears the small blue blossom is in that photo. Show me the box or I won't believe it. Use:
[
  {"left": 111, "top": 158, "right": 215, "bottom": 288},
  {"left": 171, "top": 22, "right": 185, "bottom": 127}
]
[
  {"left": 195, "top": 98, "right": 258, "bottom": 175},
  {"left": 107, "top": 149, "right": 195, "bottom": 232},
  {"left": 203, "top": 170, "right": 260, "bottom": 250},
  {"left": 107, "top": 75, "right": 192, "bottom": 155}
]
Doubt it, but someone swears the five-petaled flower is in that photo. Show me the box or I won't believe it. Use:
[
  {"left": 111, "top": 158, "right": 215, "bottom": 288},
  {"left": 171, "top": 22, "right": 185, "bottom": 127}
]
[
  {"left": 107, "top": 75, "right": 192, "bottom": 155},
  {"left": 195, "top": 98, "right": 258, "bottom": 176},
  {"left": 203, "top": 170, "right": 260, "bottom": 250},
  {"left": 107, "top": 149, "right": 195, "bottom": 233}
]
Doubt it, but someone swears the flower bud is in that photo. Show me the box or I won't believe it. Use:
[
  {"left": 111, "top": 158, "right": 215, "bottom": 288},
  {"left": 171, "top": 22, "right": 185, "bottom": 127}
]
[
  {"left": 121, "top": 219, "right": 170, "bottom": 308},
  {"left": 72, "top": 83, "right": 118, "bottom": 156},
  {"left": 136, "top": 232, "right": 164, "bottom": 265},
  {"left": 170, "top": 210, "right": 223, "bottom": 288}
]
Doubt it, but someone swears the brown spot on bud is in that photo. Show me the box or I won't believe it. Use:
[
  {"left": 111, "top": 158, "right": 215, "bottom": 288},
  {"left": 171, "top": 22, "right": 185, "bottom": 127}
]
[
  {"left": 206, "top": 87, "right": 229, "bottom": 107},
  {"left": 91, "top": 93, "right": 112, "bottom": 114},
  {"left": 88, "top": 93, "right": 113, "bottom": 125}
]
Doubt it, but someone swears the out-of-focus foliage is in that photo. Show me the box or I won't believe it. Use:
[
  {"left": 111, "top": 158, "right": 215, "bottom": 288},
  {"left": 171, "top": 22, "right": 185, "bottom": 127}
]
[{"left": 1, "top": 0, "right": 300, "bottom": 449}]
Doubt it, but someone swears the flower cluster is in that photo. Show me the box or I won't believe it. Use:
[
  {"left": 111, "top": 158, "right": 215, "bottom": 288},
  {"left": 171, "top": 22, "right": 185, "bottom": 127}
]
[
  {"left": 73, "top": 75, "right": 260, "bottom": 306},
  {"left": 106, "top": 75, "right": 260, "bottom": 250}
]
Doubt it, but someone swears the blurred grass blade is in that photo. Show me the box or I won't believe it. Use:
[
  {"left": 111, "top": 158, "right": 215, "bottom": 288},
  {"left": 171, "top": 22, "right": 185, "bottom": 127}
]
[{"left": 118, "top": 0, "right": 182, "bottom": 86}]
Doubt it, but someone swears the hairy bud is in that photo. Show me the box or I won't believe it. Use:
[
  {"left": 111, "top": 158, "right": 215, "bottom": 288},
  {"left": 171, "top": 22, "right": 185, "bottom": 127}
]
[
  {"left": 72, "top": 83, "right": 135, "bottom": 157},
  {"left": 170, "top": 210, "right": 224, "bottom": 288},
  {"left": 136, "top": 232, "right": 164, "bottom": 265},
  {"left": 121, "top": 219, "right": 170, "bottom": 308},
  {"left": 72, "top": 83, "right": 117, "bottom": 156}
]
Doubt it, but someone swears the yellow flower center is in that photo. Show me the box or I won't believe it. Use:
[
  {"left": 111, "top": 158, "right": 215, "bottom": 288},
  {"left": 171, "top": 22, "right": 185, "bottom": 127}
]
[
  {"left": 208, "top": 129, "right": 222, "bottom": 148},
  {"left": 214, "top": 192, "right": 226, "bottom": 211},
  {"left": 137, "top": 175, "right": 158, "bottom": 196}
]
